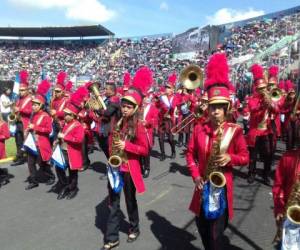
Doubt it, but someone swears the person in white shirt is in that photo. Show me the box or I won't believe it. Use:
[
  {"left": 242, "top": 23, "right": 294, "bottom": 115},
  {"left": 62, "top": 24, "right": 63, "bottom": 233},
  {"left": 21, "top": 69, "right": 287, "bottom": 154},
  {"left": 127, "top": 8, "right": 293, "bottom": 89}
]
[{"left": 0, "top": 88, "right": 12, "bottom": 122}]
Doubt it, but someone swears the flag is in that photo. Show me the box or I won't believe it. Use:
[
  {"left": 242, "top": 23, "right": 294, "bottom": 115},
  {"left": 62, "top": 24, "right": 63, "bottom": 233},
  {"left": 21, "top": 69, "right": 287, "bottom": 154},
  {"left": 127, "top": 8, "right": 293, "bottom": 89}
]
[{"left": 12, "top": 73, "right": 19, "bottom": 101}]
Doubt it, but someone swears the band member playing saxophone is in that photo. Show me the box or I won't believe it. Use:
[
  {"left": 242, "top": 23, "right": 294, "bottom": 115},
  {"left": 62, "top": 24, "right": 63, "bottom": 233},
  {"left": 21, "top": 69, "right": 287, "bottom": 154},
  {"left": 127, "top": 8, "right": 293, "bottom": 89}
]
[
  {"left": 101, "top": 67, "right": 152, "bottom": 250},
  {"left": 186, "top": 54, "right": 249, "bottom": 250}
]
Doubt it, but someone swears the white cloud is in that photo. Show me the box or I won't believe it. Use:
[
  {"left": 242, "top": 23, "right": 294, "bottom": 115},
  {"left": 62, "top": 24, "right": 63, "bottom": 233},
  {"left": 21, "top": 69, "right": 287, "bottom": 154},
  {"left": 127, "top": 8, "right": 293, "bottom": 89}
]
[
  {"left": 160, "top": 2, "right": 169, "bottom": 11},
  {"left": 8, "top": 0, "right": 116, "bottom": 23},
  {"left": 206, "top": 8, "right": 265, "bottom": 25}
]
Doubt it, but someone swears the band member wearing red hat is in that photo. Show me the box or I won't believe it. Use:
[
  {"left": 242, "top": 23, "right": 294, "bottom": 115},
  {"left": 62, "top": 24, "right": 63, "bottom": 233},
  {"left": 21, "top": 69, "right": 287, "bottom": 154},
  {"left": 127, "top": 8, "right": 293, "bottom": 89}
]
[
  {"left": 24, "top": 80, "right": 55, "bottom": 190},
  {"left": 52, "top": 91, "right": 85, "bottom": 200},
  {"left": 158, "top": 73, "right": 179, "bottom": 161},
  {"left": 101, "top": 90, "right": 149, "bottom": 250},
  {"left": 140, "top": 94, "right": 158, "bottom": 178},
  {"left": 11, "top": 70, "right": 32, "bottom": 166},
  {"left": 247, "top": 64, "right": 278, "bottom": 185},
  {"left": 50, "top": 71, "right": 69, "bottom": 143},
  {"left": 186, "top": 54, "right": 249, "bottom": 250},
  {"left": 272, "top": 148, "right": 300, "bottom": 245}
]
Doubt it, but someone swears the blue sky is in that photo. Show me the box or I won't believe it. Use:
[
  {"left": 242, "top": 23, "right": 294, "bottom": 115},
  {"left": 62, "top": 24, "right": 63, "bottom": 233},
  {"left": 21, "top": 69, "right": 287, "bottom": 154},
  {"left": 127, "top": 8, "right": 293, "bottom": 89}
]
[{"left": 1, "top": 0, "right": 300, "bottom": 37}]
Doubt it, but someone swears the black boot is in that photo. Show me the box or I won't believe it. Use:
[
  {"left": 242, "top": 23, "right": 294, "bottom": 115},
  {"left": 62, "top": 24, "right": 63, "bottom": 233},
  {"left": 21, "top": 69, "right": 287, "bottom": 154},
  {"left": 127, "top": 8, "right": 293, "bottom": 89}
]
[
  {"left": 159, "top": 138, "right": 166, "bottom": 161},
  {"left": 177, "top": 133, "right": 183, "bottom": 147},
  {"left": 25, "top": 177, "right": 39, "bottom": 190},
  {"left": 247, "top": 172, "right": 255, "bottom": 184},
  {"left": 171, "top": 141, "right": 176, "bottom": 159},
  {"left": 10, "top": 157, "right": 26, "bottom": 166},
  {"left": 143, "top": 169, "right": 150, "bottom": 178}
]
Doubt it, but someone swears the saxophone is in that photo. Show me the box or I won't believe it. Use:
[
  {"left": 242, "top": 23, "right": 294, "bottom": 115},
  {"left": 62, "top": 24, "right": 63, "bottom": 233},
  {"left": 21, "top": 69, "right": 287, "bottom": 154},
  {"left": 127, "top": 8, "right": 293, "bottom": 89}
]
[
  {"left": 108, "top": 118, "right": 127, "bottom": 168},
  {"left": 204, "top": 123, "right": 226, "bottom": 188},
  {"left": 273, "top": 173, "right": 300, "bottom": 242}
]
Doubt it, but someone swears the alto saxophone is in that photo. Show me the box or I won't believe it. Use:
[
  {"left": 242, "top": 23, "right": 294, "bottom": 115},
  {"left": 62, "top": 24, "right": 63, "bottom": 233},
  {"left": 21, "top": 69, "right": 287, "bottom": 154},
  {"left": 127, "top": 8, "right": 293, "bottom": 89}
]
[
  {"left": 204, "top": 123, "right": 226, "bottom": 188},
  {"left": 108, "top": 118, "right": 127, "bottom": 168},
  {"left": 273, "top": 173, "right": 300, "bottom": 242}
]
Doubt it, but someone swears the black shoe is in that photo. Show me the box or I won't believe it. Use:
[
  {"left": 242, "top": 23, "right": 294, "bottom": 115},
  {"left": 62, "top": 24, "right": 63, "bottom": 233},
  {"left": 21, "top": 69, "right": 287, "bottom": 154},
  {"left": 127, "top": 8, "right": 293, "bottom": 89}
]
[
  {"left": 47, "top": 183, "right": 61, "bottom": 193},
  {"left": 57, "top": 187, "right": 69, "bottom": 200},
  {"left": 66, "top": 188, "right": 79, "bottom": 200},
  {"left": 101, "top": 241, "right": 120, "bottom": 250},
  {"left": 10, "top": 159, "right": 25, "bottom": 166},
  {"left": 143, "top": 169, "right": 150, "bottom": 178},
  {"left": 171, "top": 152, "right": 176, "bottom": 159},
  {"left": 24, "top": 176, "right": 30, "bottom": 183},
  {"left": 247, "top": 173, "right": 255, "bottom": 184},
  {"left": 127, "top": 231, "right": 140, "bottom": 243},
  {"left": 0, "top": 177, "right": 9, "bottom": 186},
  {"left": 25, "top": 182, "right": 39, "bottom": 190},
  {"left": 263, "top": 175, "right": 271, "bottom": 186},
  {"left": 45, "top": 177, "right": 55, "bottom": 186},
  {"left": 160, "top": 153, "right": 166, "bottom": 161}
]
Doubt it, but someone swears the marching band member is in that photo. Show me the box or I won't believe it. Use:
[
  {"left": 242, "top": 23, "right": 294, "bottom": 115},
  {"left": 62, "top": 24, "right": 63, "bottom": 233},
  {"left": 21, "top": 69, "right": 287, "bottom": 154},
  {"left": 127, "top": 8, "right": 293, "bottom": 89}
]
[
  {"left": 24, "top": 80, "right": 55, "bottom": 190},
  {"left": 158, "top": 73, "right": 178, "bottom": 161},
  {"left": 247, "top": 64, "right": 277, "bottom": 185},
  {"left": 140, "top": 93, "right": 158, "bottom": 178},
  {"left": 11, "top": 70, "right": 32, "bottom": 166},
  {"left": 0, "top": 115, "right": 10, "bottom": 159},
  {"left": 53, "top": 90, "right": 85, "bottom": 200},
  {"left": 186, "top": 54, "right": 249, "bottom": 250},
  {"left": 49, "top": 71, "right": 69, "bottom": 142},
  {"left": 272, "top": 148, "right": 300, "bottom": 248},
  {"left": 96, "top": 81, "right": 120, "bottom": 159},
  {"left": 101, "top": 89, "right": 149, "bottom": 250},
  {"left": 0, "top": 115, "right": 10, "bottom": 186},
  {"left": 281, "top": 80, "right": 299, "bottom": 150}
]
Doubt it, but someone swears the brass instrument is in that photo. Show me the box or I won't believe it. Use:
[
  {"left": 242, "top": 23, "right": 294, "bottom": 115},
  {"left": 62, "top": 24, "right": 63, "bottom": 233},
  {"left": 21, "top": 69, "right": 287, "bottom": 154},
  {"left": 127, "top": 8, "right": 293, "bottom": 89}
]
[
  {"left": 179, "top": 65, "right": 203, "bottom": 90},
  {"left": 8, "top": 103, "right": 19, "bottom": 124},
  {"left": 171, "top": 103, "right": 205, "bottom": 134},
  {"left": 291, "top": 95, "right": 300, "bottom": 120},
  {"left": 86, "top": 83, "right": 107, "bottom": 111},
  {"left": 108, "top": 118, "right": 127, "bottom": 168},
  {"left": 269, "top": 87, "right": 282, "bottom": 103},
  {"left": 273, "top": 173, "right": 300, "bottom": 243},
  {"left": 204, "top": 123, "right": 226, "bottom": 188}
]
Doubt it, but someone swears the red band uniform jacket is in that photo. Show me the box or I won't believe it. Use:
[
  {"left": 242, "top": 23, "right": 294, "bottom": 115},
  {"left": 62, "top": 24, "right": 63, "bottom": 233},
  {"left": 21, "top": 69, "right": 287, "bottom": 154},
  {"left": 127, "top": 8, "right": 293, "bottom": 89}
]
[{"left": 186, "top": 121, "right": 249, "bottom": 220}]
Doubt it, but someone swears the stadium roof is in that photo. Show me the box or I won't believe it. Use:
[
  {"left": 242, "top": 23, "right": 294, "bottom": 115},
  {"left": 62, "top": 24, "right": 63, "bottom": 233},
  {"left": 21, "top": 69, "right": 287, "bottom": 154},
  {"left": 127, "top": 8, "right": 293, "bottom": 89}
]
[{"left": 0, "top": 25, "right": 114, "bottom": 38}]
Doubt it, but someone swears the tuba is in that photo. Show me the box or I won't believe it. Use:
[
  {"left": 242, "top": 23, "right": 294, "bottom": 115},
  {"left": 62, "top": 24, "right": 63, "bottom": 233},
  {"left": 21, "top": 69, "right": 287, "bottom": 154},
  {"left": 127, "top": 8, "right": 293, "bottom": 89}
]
[
  {"left": 108, "top": 118, "right": 127, "bottom": 168},
  {"left": 86, "top": 83, "right": 107, "bottom": 111},
  {"left": 179, "top": 65, "right": 203, "bottom": 90}
]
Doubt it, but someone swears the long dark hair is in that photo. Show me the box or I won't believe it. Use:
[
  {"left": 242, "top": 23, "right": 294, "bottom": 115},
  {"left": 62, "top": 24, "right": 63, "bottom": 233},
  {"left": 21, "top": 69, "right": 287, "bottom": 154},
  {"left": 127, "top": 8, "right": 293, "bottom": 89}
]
[{"left": 119, "top": 101, "right": 140, "bottom": 141}]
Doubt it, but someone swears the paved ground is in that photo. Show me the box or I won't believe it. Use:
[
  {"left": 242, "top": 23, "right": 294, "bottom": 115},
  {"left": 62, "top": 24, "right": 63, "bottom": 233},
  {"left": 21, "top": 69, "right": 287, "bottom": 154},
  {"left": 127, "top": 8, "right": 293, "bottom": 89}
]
[{"left": 0, "top": 138, "right": 284, "bottom": 250}]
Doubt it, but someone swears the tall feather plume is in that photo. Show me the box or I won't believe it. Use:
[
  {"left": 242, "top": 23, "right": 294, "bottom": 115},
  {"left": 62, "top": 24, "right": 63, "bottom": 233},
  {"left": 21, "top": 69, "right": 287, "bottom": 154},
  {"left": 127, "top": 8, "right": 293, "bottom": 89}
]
[
  {"left": 65, "top": 81, "right": 73, "bottom": 92},
  {"left": 56, "top": 71, "right": 68, "bottom": 85},
  {"left": 70, "top": 86, "right": 89, "bottom": 107},
  {"left": 123, "top": 72, "right": 131, "bottom": 87},
  {"left": 168, "top": 73, "right": 177, "bottom": 85},
  {"left": 278, "top": 80, "right": 285, "bottom": 91},
  {"left": 19, "top": 70, "right": 29, "bottom": 84},
  {"left": 285, "top": 80, "right": 295, "bottom": 92},
  {"left": 132, "top": 66, "right": 153, "bottom": 96},
  {"left": 268, "top": 65, "right": 279, "bottom": 77},
  {"left": 204, "top": 53, "right": 230, "bottom": 90},
  {"left": 36, "top": 80, "right": 51, "bottom": 96},
  {"left": 250, "top": 64, "right": 264, "bottom": 81}
]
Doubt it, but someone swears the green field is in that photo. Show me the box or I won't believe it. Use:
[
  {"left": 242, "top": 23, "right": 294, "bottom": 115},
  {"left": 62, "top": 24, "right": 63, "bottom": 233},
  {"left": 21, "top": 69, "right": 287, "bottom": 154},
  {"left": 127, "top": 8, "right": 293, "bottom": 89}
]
[{"left": 5, "top": 137, "right": 16, "bottom": 158}]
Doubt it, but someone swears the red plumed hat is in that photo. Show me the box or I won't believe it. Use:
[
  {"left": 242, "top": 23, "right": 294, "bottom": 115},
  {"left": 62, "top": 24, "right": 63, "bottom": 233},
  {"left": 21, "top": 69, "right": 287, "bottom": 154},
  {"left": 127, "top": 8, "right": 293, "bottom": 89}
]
[
  {"left": 285, "top": 80, "right": 295, "bottom": 93},
  {"left": 250, "top": 64, "right": 267, "bottom": 89},
  {"left": 166, "top": 73, "right": 177, "bottom": 88},
  {"left": 123, "top": 72, "right": 131, "bottom": 90},
  {"left": 32, "top": 80, "right": 51, "bottom": 105},
  {"left": 278, "top": 80, "right": 285, "bottom": 91},
  {"left": 204, "top": 53, "right": 231, "bottom": 105},
  {"left": 268, "top": 65, "right": 279, "bottom": 85},
  {"left": 19, "top": 70, "right": 29, "bottom": 89},
  {"left": 228, "top": 82, "right": 236, "bottom": 94},
  {"left": 65, "top": 81, "right": 73, "bottom": 92},
  {"left": 131, "top": 66, "right": 153, "bottom": 97},
  {"left": 55, "top": 71, "right": 68, "bottom": 90},
  {"left": 64, "top": 87, "right": 86, "bottom": 115}
]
